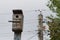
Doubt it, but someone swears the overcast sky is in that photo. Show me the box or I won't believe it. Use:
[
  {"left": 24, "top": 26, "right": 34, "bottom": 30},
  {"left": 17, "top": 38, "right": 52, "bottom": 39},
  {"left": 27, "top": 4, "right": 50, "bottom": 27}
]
[{"left": 0, "top": 0, "right": 55, "bottom": 40}]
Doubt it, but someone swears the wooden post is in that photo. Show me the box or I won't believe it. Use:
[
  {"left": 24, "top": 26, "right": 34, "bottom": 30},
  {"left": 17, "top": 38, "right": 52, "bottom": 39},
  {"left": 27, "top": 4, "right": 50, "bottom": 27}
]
[{"left": 38, "top": 13, "right": 43, "bottom": 40}]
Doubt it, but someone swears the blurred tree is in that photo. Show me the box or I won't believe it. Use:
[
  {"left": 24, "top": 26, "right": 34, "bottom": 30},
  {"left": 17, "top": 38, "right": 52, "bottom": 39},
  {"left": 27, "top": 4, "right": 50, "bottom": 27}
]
[{"left": 47, "top": 0, "right": 60, "bottom": 40}]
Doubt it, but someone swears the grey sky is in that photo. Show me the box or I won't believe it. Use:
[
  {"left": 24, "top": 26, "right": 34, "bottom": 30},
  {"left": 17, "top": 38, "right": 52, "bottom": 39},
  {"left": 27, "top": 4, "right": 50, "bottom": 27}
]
[{"left": 0, "top": 0, "right": 53, "bottom": 40}]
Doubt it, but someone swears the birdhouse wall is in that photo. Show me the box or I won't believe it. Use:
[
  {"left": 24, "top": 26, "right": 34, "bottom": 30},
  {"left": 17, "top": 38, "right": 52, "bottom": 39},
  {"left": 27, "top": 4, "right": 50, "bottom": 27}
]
[{"left": 12, "top": 14, "right": 23, "bottom": 32}]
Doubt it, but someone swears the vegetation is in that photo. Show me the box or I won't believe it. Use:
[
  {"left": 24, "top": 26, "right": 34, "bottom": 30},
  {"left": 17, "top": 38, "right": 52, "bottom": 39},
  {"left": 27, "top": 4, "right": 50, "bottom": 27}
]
[{"left": 47, "top": 0, "right": 60, "bottom": 40}]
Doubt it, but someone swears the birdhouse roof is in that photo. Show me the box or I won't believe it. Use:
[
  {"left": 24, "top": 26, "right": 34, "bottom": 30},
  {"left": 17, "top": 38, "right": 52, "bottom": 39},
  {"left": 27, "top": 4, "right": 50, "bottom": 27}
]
[{"left": 13, "top": 9, "right": 23, "bottom": 14}]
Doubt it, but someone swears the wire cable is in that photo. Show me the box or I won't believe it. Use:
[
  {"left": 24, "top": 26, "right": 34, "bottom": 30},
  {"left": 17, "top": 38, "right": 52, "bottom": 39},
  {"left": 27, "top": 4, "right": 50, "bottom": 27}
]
[
  {"left": 23, "top": 30, "right": 38, "bottom": 33},
  {"left": 27, "top": 32, "right": 38, "bottom": 40}
]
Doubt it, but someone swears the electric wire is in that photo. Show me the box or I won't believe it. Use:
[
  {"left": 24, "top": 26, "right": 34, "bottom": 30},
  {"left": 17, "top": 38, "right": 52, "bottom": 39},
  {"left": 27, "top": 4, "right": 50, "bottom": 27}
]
[
  {"left": 0, "top": 18, "right": 47, "bottom": 24},
  {"left": 27, "top": 32, "right": 38, "bottom": 40},
  {"left": 0, "top": 30, "right": 38, "bottom": 34},
  {"left": 0, "top": 9, "right": 48, "bottom": 15},
  {"left": 23, "top": 30, "right": 38, "bottom": 32}
]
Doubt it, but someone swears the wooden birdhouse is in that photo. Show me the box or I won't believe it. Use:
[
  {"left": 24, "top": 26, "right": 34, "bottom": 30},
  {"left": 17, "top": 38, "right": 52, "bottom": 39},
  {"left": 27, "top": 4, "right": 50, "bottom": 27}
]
[{"left": 11, "top": 10, "right": 24, "bottom": 32}]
